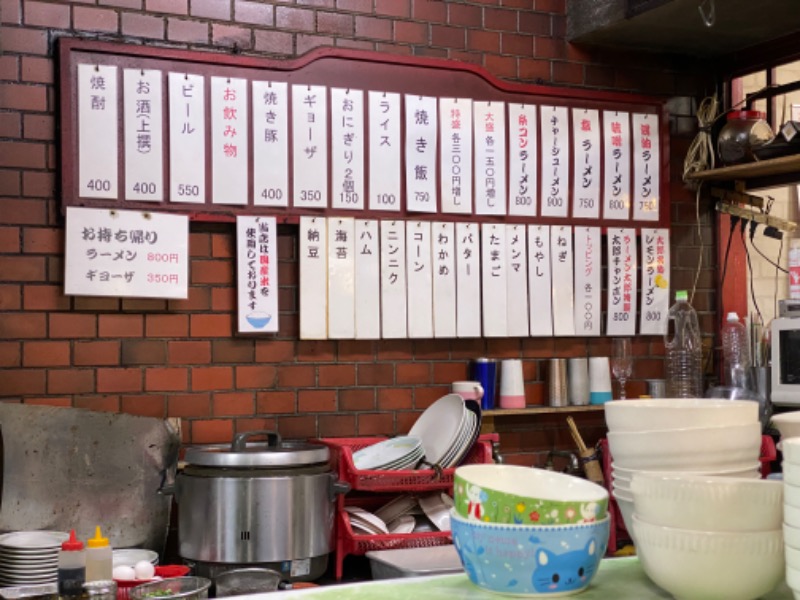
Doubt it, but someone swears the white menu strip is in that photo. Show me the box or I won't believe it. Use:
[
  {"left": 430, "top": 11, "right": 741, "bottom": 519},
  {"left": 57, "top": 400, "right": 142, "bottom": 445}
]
[
  {"left": 573, "top": 227, "right": 601, "bottom": 336},
  {"left": 439, "top": 98, "right": 473, "bottom": 215},
  {"left": 252, "top": 81, "right": 289, "bottom": 207},
  {"left": 331, "top": 88, "right": 365, "bottom": 210},
  {"left": 640, "top": 228, "right": 670, "bottom": 335},
  {"left": 540, "top": 105, "right": 569, "bottom": 218},
  {"left": 528, "top": 225, "right": 553, "bottom": 337},
  {"left": 481, "top": 223, "right": 508, "bottom": 337},
  {"left": 508, "top": 103, "right": 538, "bottom": 217},
  {"left": 551, "top": 226, "right": 575, "bottom": 336},
  {"left": 603, "top": 110, "right": 631, "bottom": 220},
  {"left": 474, "top": 101, "right": 507, "bottom": 216},
  {"left": 606, "top": 228, "right": 637, "bottom": 335},
  {"left": 456, "top": 222, "right": 481, "bottom": 337},
  {"left": 355, "top": 220, "right": 380, "bottom": 339},
  {"left": 299, "top": 216, "right": 328, "bottom": 339},
  {"left": 327, "top": 217, "right": 356, "bottom": 339},
  {"left": 506, "top": 224, "right": 529, "bottom": 337},
  {"left": 292, "top": 84, "right": 328, "bottom": 208},
  {"left": 571, "top": 108, "right": 600, "bottom": 219},
  {"left": 169, "top": 72, "right": 205, "bottom": 204},
  {"left": 236, "top": 216, "right": 278, "bottom": 333},
  {"left": 405, "top": 95, "right": 438, "bottom": 213},
  {"left": 124, "top": 68, "right": 163, "bottom": 202},
  {"left": 211, "top": 76, "right": 248, "bottom": 205},
  {"left": 79, "top": 64, "right": 118, "bottom": 198},
  {"left": 368, "top": 91, "right": 401, "bottom": 212},
  {"left": 632, "top": 113, "right": 660, "bottom": 222},
  {"left": 406, "top": 221, "right": 434, "bottom": 338},
  {"left": 432, "top": 221, "right": 457, "bottom": 338},
  {"left": 380, "top": 220, "right": 407, "bottom": 338}
]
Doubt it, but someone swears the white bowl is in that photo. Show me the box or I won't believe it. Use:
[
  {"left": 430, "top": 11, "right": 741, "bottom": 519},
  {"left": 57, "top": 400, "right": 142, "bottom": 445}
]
[
  {"left": 785, "top": 523, "right": 800, "bottom": 549},
  {"left": 783, "top": 437, "right": 800, "bottom": 463},
  {"left": 604, "top": 398, "right": 758, "bottom": 432},
  {"left": 787, "top": 504, "right": 800, "bottom": 528},
  {"left": 632, "top": 515, "right": 784, "bottom": 600},
  {"left": 772, "top": 411, "right": 800, "bottom": 441},
  {"left": 611, "top": 490, "right": 635, "bottom": 541},
  {"left": 612, "top": 463, "right": 761, "bottom": 481},
  {"left": 788, "top": 546, "right": 800, "bottom": 571},
  {"left": 630, "top": 472, "right": 783, "bottom": 531},
  {"left": 784, "top": 464, "right": 800, "bottom": 486},
  {"left": 786, "top": 482, "right": 800, "bottom": 509},
  {"left": 787, "top": 565, "right": 800, "bottom": 592},
  {"left": 607, "top": 422, "right": 761, "bottom": 470}
]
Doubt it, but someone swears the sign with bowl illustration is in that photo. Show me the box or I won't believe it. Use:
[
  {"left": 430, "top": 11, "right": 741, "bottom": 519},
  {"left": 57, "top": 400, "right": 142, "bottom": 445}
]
[
  {"left": 454, "top": 464, "right": 608, "bottom": 526},
  {"left": 236, "top": 216, "right": 278, "bottom": 333}
]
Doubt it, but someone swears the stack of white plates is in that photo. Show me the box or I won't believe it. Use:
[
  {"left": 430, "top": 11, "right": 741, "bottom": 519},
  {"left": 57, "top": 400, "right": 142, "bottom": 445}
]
[
  {"left": 344, "top": 506, "right": 389, "bottom": 535},
  {"left": 409, "top": 393, "right": 478, "bottom": 469},
  {"left": 352, "top": 436, "right": 424, "bottom": 471},
  {"left": 0, "top": 531, "right": 69, "bottom": 586}
]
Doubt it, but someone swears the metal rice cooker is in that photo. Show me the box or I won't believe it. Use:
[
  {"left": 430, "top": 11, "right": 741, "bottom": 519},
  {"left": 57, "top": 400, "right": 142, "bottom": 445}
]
[{"left": 174, "top": 431, "right": 348, "bottom": 582}]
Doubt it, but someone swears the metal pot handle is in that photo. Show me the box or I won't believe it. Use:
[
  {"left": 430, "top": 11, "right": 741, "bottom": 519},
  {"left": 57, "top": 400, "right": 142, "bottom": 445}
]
[
  {"left": 328, "top": 474, "right": 351, "bottom": 502},
  {"left": 231, "top": 430, "right": 282, "bottom": 451}
]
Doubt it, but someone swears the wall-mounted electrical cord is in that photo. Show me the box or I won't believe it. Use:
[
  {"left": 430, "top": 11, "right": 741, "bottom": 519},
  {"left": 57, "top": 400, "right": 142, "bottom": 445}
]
[{"left": 741, "top": 222, "right": 764, "bottom": 329}]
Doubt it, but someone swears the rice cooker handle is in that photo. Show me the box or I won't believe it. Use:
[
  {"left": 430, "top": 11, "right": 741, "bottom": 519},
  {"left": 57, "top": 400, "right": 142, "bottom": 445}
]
[
  {"left": 329, "top": 474, "right": 351, "bottom": 502},
  {"left": 231, "top": 430, "right": 282, "bottom": 451}
]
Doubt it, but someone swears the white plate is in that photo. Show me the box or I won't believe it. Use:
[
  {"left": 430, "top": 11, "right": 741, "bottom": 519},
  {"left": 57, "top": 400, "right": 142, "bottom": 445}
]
[
  {"left": 375, "top": 495, "right": 418, "bottom": 524},
  {"left": 418, "top": 493, "right": 452, "bottom": 531},
  {"left": 440, "top": 411, "right": 476, "bottom": 468},
  {"left": 0, "top": 532, "right": 68, "bottom": 550},
  {"left": 353, "top": 437, "right": 422, "bottom": 471},
  {"left": 112, "top": 549, "right": 159, "bottom": 568},
  {"left": 409, "top": 394, "right": 467, "bottom": 466},
  {"left": 387, "top": 515, "right": 416, "bottom": 534},
  {"left": 344, "top": 506, "right": 389, "bottom": 534},
  {"left": 0, "top": 554, "right": 58, "bottom": 564},
  {"left": 0, "top": 566, "right": 56, "bottom": 576}
]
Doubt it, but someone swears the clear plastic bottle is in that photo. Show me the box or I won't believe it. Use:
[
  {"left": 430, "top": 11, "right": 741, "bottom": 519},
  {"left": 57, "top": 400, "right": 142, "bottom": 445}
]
[
  {"left": 664, "top": 290, "right": 703, "bottom": 398},
  {"left": 85, "top": 526, "right": 113, "bottom": 582},
  {"left": 721, "top": 311, "right": 751, "bottom": 389},
  {"left": 58, "top": 529, "right": 86, "bottom": 598}
]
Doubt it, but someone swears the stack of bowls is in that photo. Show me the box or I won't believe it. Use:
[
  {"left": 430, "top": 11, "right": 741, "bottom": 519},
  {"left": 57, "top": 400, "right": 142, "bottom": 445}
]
[
  {"left": 629, "top": 471, "right": 784, "bottom": 600},
  {"left": 450, "top": 464, "right": 610, "bottom": 597},
  {"left": 779, "top": 437, "right": 800, "bottom": 596},
  {"left": 605, "top": 398, "right": 763, "bottom": 535}
]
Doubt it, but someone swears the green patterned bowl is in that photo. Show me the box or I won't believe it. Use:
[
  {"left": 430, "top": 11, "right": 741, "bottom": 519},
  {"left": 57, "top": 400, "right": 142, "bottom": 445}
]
[{"left": 454, "top": 464, "right": 608, "bottom": 526}]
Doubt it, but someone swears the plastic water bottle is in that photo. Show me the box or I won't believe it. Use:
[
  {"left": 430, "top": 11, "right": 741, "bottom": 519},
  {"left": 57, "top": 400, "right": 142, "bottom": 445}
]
[
  {"left": 664, "top": 290, "right": 703, "bottom": 397},
  {"left": 721, "top": 312, "right": 751, "bottom": 389}
]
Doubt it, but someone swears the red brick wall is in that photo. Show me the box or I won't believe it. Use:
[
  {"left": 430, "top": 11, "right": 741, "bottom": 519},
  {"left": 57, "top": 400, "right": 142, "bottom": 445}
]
[{"left": 0, "top": 0, "right": 714, "bottom": 466}]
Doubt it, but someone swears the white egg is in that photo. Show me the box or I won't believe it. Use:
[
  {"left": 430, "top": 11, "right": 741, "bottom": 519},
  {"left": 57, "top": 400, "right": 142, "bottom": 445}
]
[
  {"left": 113, "top": 565, "right": 136, "bottom": 581},
  {"left": 134, "top": 560, "right": 156, "bottom": 580}
]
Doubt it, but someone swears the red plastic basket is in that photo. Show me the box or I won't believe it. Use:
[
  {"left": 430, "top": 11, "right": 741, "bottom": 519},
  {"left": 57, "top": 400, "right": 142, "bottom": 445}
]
[
  {"left": 115, "top": 565, "right": 191, "bottom": 600},
  {"left": 317, "top": 434, "right": 496, "bottom": 492}
]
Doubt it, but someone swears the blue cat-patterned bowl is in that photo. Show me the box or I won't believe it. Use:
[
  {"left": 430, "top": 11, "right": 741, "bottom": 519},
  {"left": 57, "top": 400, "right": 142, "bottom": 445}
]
[{"left": 451, "top": 509, "right": 609, "bottom": 597}]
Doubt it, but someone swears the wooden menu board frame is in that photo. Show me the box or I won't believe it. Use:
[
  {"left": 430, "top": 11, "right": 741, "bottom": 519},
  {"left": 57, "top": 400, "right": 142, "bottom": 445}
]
[{"left": 58, "top": 38, "right": 670, "bottom": 227}]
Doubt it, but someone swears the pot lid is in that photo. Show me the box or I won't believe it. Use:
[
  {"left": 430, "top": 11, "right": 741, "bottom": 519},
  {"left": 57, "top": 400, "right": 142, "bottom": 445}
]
[{"left": 183, "top": 431, "right": 329, "bottom": 468}]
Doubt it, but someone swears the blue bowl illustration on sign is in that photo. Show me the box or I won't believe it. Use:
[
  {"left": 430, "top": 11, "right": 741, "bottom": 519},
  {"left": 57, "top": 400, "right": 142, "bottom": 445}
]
[{"left": 246, "top": 312, "right": 272, "bottom": 329}]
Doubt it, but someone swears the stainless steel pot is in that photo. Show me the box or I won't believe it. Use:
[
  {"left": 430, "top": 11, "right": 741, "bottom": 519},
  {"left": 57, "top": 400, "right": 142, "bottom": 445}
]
[{"left": 172, "top": 431, "right": 348, "bottom": 582}]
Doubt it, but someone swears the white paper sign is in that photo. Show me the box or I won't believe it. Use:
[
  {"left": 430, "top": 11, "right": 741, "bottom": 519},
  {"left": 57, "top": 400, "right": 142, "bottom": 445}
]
[
  {"left": 406, "top": 221, "right": 433, "bottom": 338},
  {"left": 327, "top": 217, "right": 356, "bottom": 339},
  {"left": 640, "top": 228, "right": 670, "bottom": 335},
  {"left": 292, "top": 85, "right": 328, "bottom": 208},
  {"left": 405, "top": 95, "right": 438, "bottom": 213},
  {"left": 355, "top": 220, "right": 380, "bottom": 339},
  {"left": 331, "top": 88, "right": 365, "bottom": 210},
  {"left": 64, "top": 207, "right": 188, "bottom": 299},
  {"left": 481, "top": 223, "right": 507, "bottom": 337},
  {"left": 509, "top": 104, "right": 538, "bottom": 217},
  {"left": 573, "top": 227, "right": 601, "bottom": 336},
  {"left": 236, "top": 216, "right": 278, "bottom": 333},
  {"left": 368, "top": 91, "right": 401, "bottom": 212},
  {"left": 551, "top": 226, "right": 575, "bottom": 336},
  {"left": 169, "top": 72, "right": 205, "bottom": 204},
  {"left": 506, "top": 224, "right": 529, "bottom": 337},
  {"left": 474, "top": 101, "right": 506, "bottom": 216},
  {"left": 380, "top": 221, "right": 407, "bottom": 338},
  {"left": 299, "top": 216, "right": 328, "bottom": 339},
  {"left": 571, "top": 108, "right": 601, "bottom": 219},
  {"left": 253, "top": 81, "right": 288, "bottom": 207},
  {"left": 456, "top": 223, "right": 481, "bottom": 338},
  {"left": 439, "top": 98, "right": 473, "bottom": 214},
  {"left": 79, "top": 64, "right": 118, "bottom": 198},
  {"left": 432, "top": 222, "right": 456, "bottom": 338},
  {"left": 603, "top": 111, "right": 631, "bottom": 220},
  {"left": 211, "top": 76, "right": 248, "bottom": 205},
  {"left": 632, "top": 113, "right": 660, "bottom": 221},
  {"left": 124, "top": 68, "right": 162, "bottom": 201},
  {"left": 606, "top": 228, "right": 637, "bottom": 335},
  {"left": 540, "top": 106, "right": 569, "bottom": 218},
  {"left": 528, "top": 225, "right": 553, "bottom": 336}
]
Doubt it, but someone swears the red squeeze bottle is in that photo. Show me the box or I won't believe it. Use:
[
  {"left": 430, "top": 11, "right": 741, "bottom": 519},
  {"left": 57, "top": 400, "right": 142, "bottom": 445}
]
[{"left": 57, "top": 529, "right": 86, "bottom": 598}]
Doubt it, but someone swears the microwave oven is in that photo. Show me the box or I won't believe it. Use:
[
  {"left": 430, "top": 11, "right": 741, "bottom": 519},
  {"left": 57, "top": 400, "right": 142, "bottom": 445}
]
[{"left": 771, "top": 316, "right": 800, "bottom": 405}]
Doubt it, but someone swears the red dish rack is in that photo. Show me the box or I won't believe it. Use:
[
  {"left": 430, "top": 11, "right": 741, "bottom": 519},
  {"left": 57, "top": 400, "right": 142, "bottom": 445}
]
[{"left": 315, "top": 433, "right": 498, "bottom": 580}]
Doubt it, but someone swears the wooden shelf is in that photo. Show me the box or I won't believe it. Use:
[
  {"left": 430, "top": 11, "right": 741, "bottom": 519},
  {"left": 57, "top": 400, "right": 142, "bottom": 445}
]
[
  {"left": 483, "top": 405, "right": 605, "bottom": 417},
  {"left": 686, "top": 154, "right": 800, "bottom": 190}
]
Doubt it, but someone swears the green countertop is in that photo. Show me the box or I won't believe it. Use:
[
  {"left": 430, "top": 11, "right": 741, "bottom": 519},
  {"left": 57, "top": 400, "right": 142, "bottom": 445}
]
[{"left": 252, "top": 557, "right": 793, "bottom": 599}]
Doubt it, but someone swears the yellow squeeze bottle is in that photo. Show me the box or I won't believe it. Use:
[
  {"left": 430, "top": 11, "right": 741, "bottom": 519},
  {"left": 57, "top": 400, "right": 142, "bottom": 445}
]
[{"left": 85, "top": 526, "right": 113, "bottom": 582}]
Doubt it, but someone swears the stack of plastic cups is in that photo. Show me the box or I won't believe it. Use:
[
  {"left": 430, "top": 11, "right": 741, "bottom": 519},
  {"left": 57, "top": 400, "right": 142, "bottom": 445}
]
[{"left": 589, "top": 357, "right": 613, "bottom": 404}]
